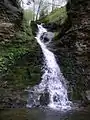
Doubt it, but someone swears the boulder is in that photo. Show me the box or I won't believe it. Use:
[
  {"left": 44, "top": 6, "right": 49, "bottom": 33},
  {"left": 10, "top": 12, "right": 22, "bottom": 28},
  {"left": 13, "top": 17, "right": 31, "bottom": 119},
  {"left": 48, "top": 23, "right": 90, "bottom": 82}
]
[
  {"left": 40, "top": 32, "right": 54, "bottom": 43},
  {"left": 40, "top": 92, "right": 50, "bottom": 106},
  {"left": 86, "top": 90, "right": 90, "bottom": 101}
]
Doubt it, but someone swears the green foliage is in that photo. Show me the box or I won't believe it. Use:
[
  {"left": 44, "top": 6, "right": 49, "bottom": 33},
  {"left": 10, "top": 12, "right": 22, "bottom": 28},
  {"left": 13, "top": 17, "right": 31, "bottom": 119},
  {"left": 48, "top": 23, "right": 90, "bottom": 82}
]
[
  {"left": 60, "top": 55, "right": 86, "bottom": 100},
  {"left": 40, "top": 6, "right": 67, "bottom": 25},
  {"left": 15, "top": 19, "right": 34, "bottom": 42},
  {"left": 24, "top": 9, "right": 33, "bottom": 21},
  {"left": 0, "top": 46, "right": 30, "bottom": 75},
  {"left": 0, "top": 20, "right": 41, "bottom": 89}
]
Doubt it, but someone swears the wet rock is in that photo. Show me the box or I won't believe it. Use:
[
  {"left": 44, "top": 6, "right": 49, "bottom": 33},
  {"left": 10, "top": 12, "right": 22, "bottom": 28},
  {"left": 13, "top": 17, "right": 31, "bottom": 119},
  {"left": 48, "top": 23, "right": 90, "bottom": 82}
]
[
  {"left": 0, "top": 0, "right": 23, "bottom": 43},
  {"left": 86, "top": 90, "right": 90, "bottom": 101},
  {"left": 43, "top": 23, "right": 57, "bottom": 31},
  {"left": 40, "top": 32, "right": 54, "bottom": 43},
  {"left": 0, "top": 0, "right": 23, "bottom": 23},
  {"left": 40, "top": 92, "right": 50, "bottom": 106},
  {"left": 53, "top": 94, "right": 60, "bottom": 102},
  {"left": 51, "top": 0, "right": 90, "bottom": 101}
]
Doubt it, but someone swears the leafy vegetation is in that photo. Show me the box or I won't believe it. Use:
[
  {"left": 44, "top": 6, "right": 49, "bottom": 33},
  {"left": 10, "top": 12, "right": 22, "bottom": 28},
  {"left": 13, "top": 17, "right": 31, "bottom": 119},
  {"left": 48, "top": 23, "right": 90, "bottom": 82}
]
[
  {"left": 0, "top": 19, "right": 41, "bottom": 89},
  {"left": 40, "top": 6, "right": 67, "bottom": 25},
  {"left": 24, "top": 9, "right": 33, "bottom": 21}
]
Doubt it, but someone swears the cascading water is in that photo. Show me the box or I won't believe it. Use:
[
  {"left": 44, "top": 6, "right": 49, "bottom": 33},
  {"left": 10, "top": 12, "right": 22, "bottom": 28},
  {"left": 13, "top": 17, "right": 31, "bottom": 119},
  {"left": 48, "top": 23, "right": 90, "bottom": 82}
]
[{"left": 27, "top": 24, "right": 72, "bottom": 110}]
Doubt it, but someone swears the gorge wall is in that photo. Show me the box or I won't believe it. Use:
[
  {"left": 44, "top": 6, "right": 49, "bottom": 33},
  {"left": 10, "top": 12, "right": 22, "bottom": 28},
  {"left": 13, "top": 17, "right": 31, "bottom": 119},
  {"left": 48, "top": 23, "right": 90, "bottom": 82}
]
[
  {"left": 0, "top": 0, "right": 41, "bottom": 108},
  {"left": 52, "top": 0, "right": 90, "bottom": 102},
  {"left": 40, "top": 0, "right": 90, "bottom": 102}
]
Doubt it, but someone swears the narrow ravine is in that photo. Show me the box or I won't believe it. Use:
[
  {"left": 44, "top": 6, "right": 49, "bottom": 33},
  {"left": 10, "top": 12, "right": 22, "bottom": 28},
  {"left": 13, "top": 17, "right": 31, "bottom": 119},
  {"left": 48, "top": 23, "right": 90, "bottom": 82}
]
[{"left": 27, "top": 24, "right": 72, "bottom": 110}]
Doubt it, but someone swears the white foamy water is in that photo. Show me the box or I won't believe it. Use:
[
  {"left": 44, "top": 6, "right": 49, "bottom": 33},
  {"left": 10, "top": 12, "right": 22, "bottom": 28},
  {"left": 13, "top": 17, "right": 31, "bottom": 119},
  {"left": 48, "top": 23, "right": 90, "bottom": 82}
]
[{"left": 34, "top": 24, "right": 72, "bottom": 110}]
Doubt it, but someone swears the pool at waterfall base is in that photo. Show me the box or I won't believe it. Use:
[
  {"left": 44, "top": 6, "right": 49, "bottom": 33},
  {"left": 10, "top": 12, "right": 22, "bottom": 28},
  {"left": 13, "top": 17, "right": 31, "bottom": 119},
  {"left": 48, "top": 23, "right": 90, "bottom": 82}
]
[{"left": 0, "top": 107, "right": 90, "bottom": 120}]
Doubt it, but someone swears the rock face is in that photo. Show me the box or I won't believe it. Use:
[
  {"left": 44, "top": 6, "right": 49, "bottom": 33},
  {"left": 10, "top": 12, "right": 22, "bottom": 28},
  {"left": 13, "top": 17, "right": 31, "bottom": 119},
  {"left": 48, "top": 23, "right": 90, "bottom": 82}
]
[
  {"left": 0, "top": 0, "right": 24, "bottom": 109},
  {"left": 40, "top": 32, "right": 54, "bottom": 43},
  {"left": 40, "top": 92, "right": 49, "bottom": 106},
  {"left": 0, "top": 0, "right": 23, "bottom": 43},
  {"left": 0, "top": 0, "right": 23, "bottom": 22},
  {"left": 0, "top": 1, "right": 41, "bottom": 109},
  {"left": 41, "top": 0, "right": 90, "bottom": 102},
  {"left": 53, "top": 0, "right": 90, "bottom": 101},
  {"left": 86, "top": 90, "right": 90, "bottom": 101}
]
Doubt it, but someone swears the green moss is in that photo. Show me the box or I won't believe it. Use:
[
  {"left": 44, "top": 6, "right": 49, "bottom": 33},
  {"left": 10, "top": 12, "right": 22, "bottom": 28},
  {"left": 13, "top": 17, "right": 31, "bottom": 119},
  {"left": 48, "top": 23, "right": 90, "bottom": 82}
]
[
  {"left": 40, "top": 6, "right": 67, "bottom": 25},
  {"left": 59, "top": 55, "right": 86, "bottom": 100},
  {"left": 24, "top": 9, "right": 33, "bottom": 21},
  {"left": 0, "top": 19, "right": 41, "bottom": 89}
]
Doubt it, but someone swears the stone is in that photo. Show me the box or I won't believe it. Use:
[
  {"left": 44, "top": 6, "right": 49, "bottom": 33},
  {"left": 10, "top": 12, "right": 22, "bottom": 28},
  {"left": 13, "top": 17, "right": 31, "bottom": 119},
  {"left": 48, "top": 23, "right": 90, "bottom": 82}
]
[
  {"left": 86, "top": 90, "right": 90, "bottom": 101},
  {"left": 40, "top": 92, "right": 50, "bottom": 106},
  {"left": 40, "top": 32, "right": 54, "bottom": 43}
]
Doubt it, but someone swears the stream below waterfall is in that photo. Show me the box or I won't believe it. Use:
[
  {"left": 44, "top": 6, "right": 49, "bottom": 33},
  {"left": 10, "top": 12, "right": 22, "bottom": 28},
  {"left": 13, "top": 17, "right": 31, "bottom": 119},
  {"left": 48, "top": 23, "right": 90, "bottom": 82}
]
[{"left": 0, "top": 107, "right": 90, "bottom": 120}]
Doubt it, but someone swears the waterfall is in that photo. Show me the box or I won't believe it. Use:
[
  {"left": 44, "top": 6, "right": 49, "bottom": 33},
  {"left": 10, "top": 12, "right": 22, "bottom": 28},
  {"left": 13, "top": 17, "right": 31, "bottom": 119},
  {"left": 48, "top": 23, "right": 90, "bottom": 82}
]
[{"left": 27, "top": 24, "right": 72, "bottom": 110}]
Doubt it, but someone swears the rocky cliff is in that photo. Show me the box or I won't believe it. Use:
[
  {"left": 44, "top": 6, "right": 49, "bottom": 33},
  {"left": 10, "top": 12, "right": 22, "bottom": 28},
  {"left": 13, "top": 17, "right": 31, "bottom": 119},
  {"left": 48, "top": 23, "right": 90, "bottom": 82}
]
[
  {"left": 0, "top": 0, "right": 23, "bottom": 41},
  {"left": 53, "top": 0, "right": 90, "bottom": 102},
  {"left": 40, "top": 0, "right": 90, "bottom": 103},
  {"left": 0, "top": 0, "right": 41, "bottom": 108}
]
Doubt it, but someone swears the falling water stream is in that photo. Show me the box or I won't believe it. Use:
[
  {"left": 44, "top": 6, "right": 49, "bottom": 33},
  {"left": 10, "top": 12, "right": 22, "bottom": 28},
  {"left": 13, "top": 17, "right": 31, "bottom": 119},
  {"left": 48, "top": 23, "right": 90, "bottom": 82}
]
[{"left": 27, "top": 24, "right": 72, "bottom": 110}]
